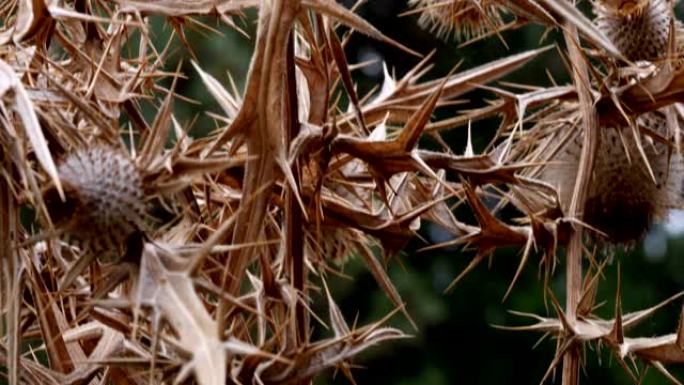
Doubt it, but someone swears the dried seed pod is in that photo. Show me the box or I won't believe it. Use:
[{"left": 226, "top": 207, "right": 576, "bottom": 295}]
[
  {"left": 594, "top": 0, "right": 672, "bottom": 61},
  {"left": 542, "top": 112, "right": 683, "bottom": 244},
  {"left": 44, "top": 146, "right": 146, "bottom": 257},
  {"left": 547, "top": 0, "right": 682, "bottom": 244},
  {"left": 409, "top": 0, "right": 505, "bottom": 41}
]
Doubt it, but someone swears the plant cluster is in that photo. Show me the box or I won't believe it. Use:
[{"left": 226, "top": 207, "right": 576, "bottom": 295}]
[{"left": 1, "top": 0, "right": 684, "bottom": 384}]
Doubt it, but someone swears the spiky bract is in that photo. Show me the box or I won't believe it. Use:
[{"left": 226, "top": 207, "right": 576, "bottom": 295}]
[{"left": 46, "top": 146, "right": 145, "bottom": 255}]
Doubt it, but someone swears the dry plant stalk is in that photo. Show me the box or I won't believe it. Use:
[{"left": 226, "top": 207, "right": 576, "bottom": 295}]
[{"left": 1, "top": 0, "right": 684, "bottom": 384}]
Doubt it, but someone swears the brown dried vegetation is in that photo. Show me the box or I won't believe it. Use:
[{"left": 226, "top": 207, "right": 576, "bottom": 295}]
[{"left": 2, "top": 0, "right": 684, "bottom": 384}]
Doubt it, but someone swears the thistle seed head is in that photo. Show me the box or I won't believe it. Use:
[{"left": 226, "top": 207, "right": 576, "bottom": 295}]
[
  {"left": 539, "top": 0, "right": 683, "bottom": 244},
  {"left": 409, "top": 0, "right": 505, "bottom": 41},
  {"left": 45, "top": 146, "right": 146, "bottom": 256},
  {"left": 542, "top": 112, "right": 683, "bottom": 244},
  {"left": 594, "top": 0, "right": 672, "bottom": 61},
  {"left": 596, "top": 0, "right": 651, "bottom": 17}
]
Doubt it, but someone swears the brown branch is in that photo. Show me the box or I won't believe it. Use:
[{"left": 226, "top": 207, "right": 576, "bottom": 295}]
[
  {"left": 217, "top": 0, "right": 301, "bottom": 335},
  {"left": 285, "top": 30, "right": 306, "bottom": 346},
  {"left": 561, "top": 8, "right": 600, "bottom": 385}
]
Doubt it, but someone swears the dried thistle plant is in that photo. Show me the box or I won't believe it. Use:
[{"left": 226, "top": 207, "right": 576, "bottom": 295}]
[
  {"left": 45, "top": 146, "right": 146, "bottom": 256},
  {"left": 530, "top": 0, "right": 683, "bottom": 245},
  {"left": 594, "top": 0, "right": 672, "bottom": 61},
  {"left": 411, "top": 0, "right": 684, "bottom": 383},
  {"left": 1, "top": 0, "right": 684, "bottom": 384},
  {"left": 407, "top": 0, "right": 507, "bottom": 41}
]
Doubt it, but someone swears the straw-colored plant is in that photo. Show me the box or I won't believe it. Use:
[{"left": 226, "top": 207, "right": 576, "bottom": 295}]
[{"left": 1, "top": 0, "right": 684, "bottom": 384}]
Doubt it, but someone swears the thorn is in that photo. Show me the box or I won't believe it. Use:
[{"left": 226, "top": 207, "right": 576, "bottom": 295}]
[
  {"left": 465, "top": 120, "right": 474, "bottom": 157},
  {"left": 443, "top": 251, "right": 489, "bottom": 293},
  {"left": 547, "top": 288, "right": 574, "bottom": 336},
  {"left": 652, "top": 361, "right": 683, "bottom": 385},
  {"left": 502, "top": 227, "right": 533, "bottom": 302},
  {"left": 610, "top": 263, "right": 624, "bottom": 344}
]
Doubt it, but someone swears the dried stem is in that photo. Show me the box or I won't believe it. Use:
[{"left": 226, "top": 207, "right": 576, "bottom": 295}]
[
  {"left": 217, "top": 0, "right": 299, "bottom": 332},
  {"left": 561, "top": 8, "right": 600, "bottom": 385},
  {"left": 285, "top": 30, "right": 307, "bottom": 345},
  {"left": 0, "top": 176, "right": 20, "bottom": 385}
]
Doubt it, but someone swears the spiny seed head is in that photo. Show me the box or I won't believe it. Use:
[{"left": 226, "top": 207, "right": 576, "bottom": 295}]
[
  {"left": 409, "top": 0, "right": 505, "bottom": 41},
  {"left": 543, "top": 112, "right": 683, "bottom": 244},
  {"left": 45, "top": 146, "right": 146, "bottom": 256},
  {"left": 594, "top": 0, "right": 672, "bottom": 61},
  {"left": 540, "top": 0, "right": 684, "bottom": 245},
  {"left": 596, "top": 0, "right": 651, "bottom": 16}
]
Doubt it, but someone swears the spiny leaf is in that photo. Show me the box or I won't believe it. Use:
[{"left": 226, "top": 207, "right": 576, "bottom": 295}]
[{"left": 0, "top": 60, "right": 64, "bottom": 199}]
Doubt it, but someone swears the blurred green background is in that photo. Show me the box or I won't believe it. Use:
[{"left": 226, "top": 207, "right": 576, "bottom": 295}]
[{"left": 158, "top": 1, "right": 684, "bottom": 384}]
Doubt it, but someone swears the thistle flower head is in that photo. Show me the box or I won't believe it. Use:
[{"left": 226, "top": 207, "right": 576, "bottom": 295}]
[
  {"left": 44, "top": 146, "right": 146, "bottom": 256},
  {"left": 409, "top": 0, "right": 505, "bottom": 41},
  {"left": 593, "top": 0, "right": 672, "bottom": 60},
  {"left": 595, "top": 0, "right": 651, "bottom": 17},
  {"left": 540, "top": 112, "right": 683, "bottom": 245}
]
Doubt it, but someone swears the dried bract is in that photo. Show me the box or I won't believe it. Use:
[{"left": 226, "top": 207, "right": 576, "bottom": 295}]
[
  {"left": 408, "top": 0, "right": 506, "bottom": 40},
  {"left": 594, "top": 0, "right": 672, "bottom": 60},
  {"left": 45, "top": 146, "right": 146, "bottom": 256}
]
